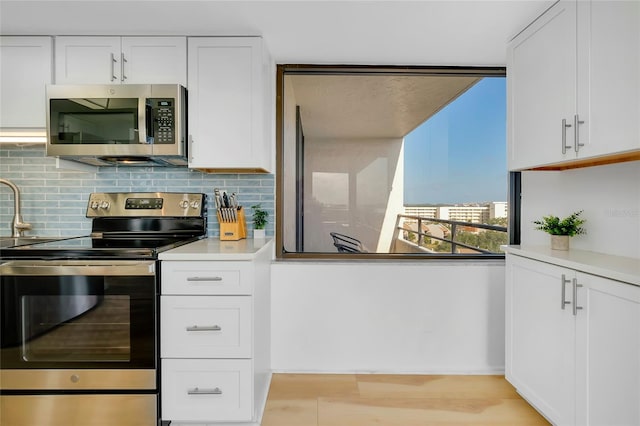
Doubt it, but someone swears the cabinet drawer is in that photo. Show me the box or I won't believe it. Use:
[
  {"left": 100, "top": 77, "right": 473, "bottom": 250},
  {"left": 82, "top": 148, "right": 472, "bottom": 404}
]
[
  {"left": 162, "top": 261, "right": 253, "bottom": 295},
  {"left": 161, "top": 296, "right": 251, "bottom": 358},
  {"left": 161, "top": 358, "right": 252, "bottom": 422}
]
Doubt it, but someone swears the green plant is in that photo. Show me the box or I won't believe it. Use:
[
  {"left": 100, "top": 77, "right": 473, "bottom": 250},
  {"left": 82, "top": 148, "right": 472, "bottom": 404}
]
[
  {"left": 251, "top": 204, "right": 269, "bottom": 230},
  {"left": 533, "top": 210, "right": 586, "bottom": 236}
]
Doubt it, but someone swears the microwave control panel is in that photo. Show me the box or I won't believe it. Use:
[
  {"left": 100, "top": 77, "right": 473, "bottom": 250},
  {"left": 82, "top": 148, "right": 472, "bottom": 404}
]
[{"left": 148, "top": 98, "right": 175, "bottom": 144}]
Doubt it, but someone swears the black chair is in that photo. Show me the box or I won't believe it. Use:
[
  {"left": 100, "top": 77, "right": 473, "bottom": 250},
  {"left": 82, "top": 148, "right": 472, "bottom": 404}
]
[{"left": 330, "top": 232, "right": 366, "bottom": 253}]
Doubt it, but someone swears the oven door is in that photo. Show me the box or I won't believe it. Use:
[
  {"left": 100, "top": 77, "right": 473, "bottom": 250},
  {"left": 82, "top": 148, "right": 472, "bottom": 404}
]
[{"left": 0, "top": 260, "right": 156, "bottom": 391}]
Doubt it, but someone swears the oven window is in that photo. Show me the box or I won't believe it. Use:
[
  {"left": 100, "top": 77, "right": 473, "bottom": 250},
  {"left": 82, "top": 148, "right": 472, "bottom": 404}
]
[
  {"left": 1, "top": 273, "right": 155, "bottom": 369},
  {"left": 49, "top": 98, "right": 139, "bottom": 145},
  {"left": 21, "top": 295, "right": 131, "bottom": 362}
]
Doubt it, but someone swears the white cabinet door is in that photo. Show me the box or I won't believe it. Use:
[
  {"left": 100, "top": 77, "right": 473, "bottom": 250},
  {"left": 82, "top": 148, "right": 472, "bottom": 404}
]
[
  {"left": 55, "top": 36, "right": 121, "bottom": 84},
  {"left": 575, "top": 273, "right": 640, "bottom": 426},
  {"left": 55, "top": 36, "right": 186, "bottom": 85},
  {"left": 505, "top": 254, "right": 575, "bottom": 425},
  {"left": 187, "top": 37, "right": 270, "bottom": 172},
  {"left": 120, "top": 37, "right": 186, "bottom": 85},
  {"left": 507, "top": 0, "right": 577, "bottom": 171},
  {"left": 0, "top": 36, "right": 52, "bottom": 129},
  {"left": 576, "top": 0, "right": 640, "bottom": 159}
]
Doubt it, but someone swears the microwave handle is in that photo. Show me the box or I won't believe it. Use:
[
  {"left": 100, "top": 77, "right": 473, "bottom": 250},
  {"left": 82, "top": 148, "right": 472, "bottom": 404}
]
[{"left": 145, "top": 101, "right": 154, "bottom": 144}]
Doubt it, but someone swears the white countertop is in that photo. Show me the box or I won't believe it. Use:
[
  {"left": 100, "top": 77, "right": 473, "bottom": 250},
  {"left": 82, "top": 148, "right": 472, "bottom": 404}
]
[
  {"left": 159, "top": 237, "right": 273, "bottom": 261},
  {"left": 502, "top": 245, "right": 640, "bottom": 286}
]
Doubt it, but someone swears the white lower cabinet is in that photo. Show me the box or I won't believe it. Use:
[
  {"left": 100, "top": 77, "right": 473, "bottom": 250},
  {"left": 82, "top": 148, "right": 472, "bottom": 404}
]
[
  {"left": 574, "top": 272, "right": 640, "bottom": 426},
  {"left": 160, "top": 249, "right": 271, "bottom": 425},
  {"left": 506, "top": 254, "right": 640, "bottom": 426}
]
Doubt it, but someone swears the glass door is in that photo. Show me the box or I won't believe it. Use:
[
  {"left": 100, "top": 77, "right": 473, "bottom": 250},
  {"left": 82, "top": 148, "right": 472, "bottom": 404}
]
[{"left": 0, "top": 261, "right": 156, "bottom": 370}]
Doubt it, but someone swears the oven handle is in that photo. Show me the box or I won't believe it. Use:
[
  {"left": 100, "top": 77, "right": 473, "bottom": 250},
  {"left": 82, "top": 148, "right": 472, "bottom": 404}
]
[{"left": 0, "top": 260, "right": 155, "bottom": 276}]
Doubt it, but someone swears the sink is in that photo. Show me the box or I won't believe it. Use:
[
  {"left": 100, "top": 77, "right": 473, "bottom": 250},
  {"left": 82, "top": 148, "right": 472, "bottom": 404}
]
[{"left": 0, "top": 236, "right": 63, "bottom": 248}]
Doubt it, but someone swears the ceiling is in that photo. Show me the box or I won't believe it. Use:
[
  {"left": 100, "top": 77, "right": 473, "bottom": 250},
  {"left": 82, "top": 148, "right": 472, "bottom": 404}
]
[
  {"left": 289, "top": 73, "right": 481, "bottom": 139},
  {"left": 0, "top": 0, "right": 554, "bottom": 65}
]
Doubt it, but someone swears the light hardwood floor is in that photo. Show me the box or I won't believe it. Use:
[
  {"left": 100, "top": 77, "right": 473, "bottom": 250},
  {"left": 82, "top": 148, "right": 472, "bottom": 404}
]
[{"left": 261, "top": 374, "right": 550, "bottom": 426}]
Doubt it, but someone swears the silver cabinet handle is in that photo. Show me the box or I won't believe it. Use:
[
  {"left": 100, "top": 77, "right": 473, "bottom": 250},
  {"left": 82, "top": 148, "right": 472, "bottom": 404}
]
[
  {"left": 574, "top": 114, "right": 585, "bottom": 153},
  {"left": 121, "top": 52, "right": 127, "bottom": 82},
  {"left": 562, "top": 118, "right": 572, "bottom": 154},
  {"left": 572, "top": 278, "right": 583, "bottom": 316},
  {"left": 560, "top": 274, "right": 571, "bottom": 310},
  {"left": 186, "top": 325, "right": 222, "bottom": 332},
  {"left": 188, "top": 387, "right": 222, "bottom": 395},
  {"left": 110, "top": 53, "right": 118, "bottom": 82},
  {"left": 188, "top": 135, "right": 194, "bottom": 162},
  {"left": 186, "top": 276, "right": 223, "bottom": 282}
]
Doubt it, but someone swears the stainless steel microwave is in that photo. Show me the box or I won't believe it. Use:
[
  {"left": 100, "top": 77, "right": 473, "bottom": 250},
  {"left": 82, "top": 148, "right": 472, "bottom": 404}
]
[{"left": 46, "top": 84, "right": 187, "bottom": 167}]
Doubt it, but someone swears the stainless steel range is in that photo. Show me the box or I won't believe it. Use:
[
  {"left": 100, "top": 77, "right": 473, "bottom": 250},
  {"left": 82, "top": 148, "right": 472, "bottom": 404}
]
[{"left": 0, "top": 192, "right": 206, "bottom": 426}]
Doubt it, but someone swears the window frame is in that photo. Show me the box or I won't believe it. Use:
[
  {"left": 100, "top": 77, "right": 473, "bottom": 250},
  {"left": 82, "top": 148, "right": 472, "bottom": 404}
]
[{"left": 275, "top": 64, "right": 519, "bottom": 260}]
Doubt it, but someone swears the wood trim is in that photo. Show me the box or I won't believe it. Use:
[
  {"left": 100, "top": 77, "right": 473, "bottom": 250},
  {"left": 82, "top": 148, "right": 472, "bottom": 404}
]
[
  {"left": 527, "top": 150, "right": 640, "bottom": 171},
  {"left": 195, "top": 167, "right": 270, "bottom": 174}
]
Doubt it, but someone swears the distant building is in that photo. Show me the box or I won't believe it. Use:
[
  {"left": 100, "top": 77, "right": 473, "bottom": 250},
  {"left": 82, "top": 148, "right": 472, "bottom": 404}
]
[
  {"left": 404, "top": 202, "right": 507, "bottom": 223},
  {"left": 404, "top": 206, "right": 437, "bottom": 218},
  {"left": 489, "top": 201, "right": 508, "bottom": 219}
]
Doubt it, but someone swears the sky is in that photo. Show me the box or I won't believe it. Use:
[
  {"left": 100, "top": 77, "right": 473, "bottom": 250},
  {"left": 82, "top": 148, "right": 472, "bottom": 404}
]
[{"left": 403, "top": 77, "right": 507, "bottom": 205}]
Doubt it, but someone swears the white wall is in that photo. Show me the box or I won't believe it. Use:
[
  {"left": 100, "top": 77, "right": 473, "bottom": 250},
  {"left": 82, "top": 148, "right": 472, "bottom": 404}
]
[
  {"left": 521, "top": 161, "right": 640, "bottom": 258},
  {"left": 271, "top": 261, "right": 506, "bottom": 374},
  {"left": 303, "top": 137, "right": 404, "bottom": 253}
]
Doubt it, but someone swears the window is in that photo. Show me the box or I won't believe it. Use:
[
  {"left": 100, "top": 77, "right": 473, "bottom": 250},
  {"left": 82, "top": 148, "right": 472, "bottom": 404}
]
[{"left": 276, "top": 65, "right": 515, "bottom": 259}]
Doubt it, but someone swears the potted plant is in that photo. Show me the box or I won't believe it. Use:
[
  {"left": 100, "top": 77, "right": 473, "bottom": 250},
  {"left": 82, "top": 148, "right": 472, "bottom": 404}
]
[
  {"left": 251, "top": 204, "right": 269, "bottom": 239},
  {"left": 533, "top": 210, "right": 586, "bottom": 250}
]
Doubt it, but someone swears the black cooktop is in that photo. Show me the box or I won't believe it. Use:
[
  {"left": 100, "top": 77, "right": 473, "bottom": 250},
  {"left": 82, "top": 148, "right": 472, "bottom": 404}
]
[
  {"left": 0, "top": 235, "right": 202, "bottom": 260},
  {"left": 0, "top": 192, "right": 207, "bottom": 260}
]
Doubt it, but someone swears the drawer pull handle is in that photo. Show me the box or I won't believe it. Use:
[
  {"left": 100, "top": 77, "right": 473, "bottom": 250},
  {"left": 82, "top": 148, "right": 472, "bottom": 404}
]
[
  {"left": 186, "top": 325, "right": 222, "bottom": 332},
  {"left": 188, "top": 387, "right": 222, "bottom": 395},
  {"left": 186, "top": 276, "right": 223, "bottom": 282}
]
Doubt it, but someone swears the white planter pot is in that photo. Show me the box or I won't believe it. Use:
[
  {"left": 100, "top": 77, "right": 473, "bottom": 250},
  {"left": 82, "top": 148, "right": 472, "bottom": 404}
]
[
  {"left": 253, "top": 229, "right": 266, "bottom": 239},
  {"left": 550, "top": 235, "right": 570, "bottom": 251}
]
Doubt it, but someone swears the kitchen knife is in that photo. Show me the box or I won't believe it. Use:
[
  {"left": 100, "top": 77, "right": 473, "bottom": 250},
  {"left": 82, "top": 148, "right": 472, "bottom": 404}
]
[{"left": 214, "top": 188, "right": 222, "bottom": 210}]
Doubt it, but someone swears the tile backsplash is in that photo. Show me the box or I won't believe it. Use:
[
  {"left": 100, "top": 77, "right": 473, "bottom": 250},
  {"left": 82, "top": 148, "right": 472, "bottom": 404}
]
[{"left": 0, "top": 145, "right": 274, "bottom": 238}]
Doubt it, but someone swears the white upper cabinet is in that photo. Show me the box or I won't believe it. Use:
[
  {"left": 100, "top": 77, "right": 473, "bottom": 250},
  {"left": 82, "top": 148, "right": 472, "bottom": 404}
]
[
  {"left": 576, "top": 1, "right": 640, "bottom": 160},
  {"left": 55, "top": 36, "right": 186, "bottom": 85},
  {"left": 187, "top": 37, "right": 272, "bottom": 172},
  {"left": 508, "top": 0, "right": 640, "bottom": 170},
  {"left": 120, "top": 38, "right": 187, "bottom": 85},
  {"left": 0, "top": 36, "right": 52, "bottom": 130},
  {"left": 508, "top": 1, "right": 577, "bottom": 171}
]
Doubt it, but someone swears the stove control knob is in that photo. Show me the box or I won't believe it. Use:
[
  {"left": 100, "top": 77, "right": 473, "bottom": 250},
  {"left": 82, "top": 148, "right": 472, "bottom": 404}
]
[
  {"left": 100, "top": 201, "right": 110, "bottom": 210},
  {"left": 90, "top": 201, "right": 100, "bottom": 210},
  {"left": 179, "top": 200, "right": 189, "bottom": 209},
  {"left": 190, "top": 201, "right": 200, "bottom": 209}
]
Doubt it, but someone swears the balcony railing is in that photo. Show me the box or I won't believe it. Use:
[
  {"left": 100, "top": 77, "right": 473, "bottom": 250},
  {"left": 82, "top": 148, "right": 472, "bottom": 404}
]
[{"left": 390, "top": 214, "right": 508, "bottom": 254}]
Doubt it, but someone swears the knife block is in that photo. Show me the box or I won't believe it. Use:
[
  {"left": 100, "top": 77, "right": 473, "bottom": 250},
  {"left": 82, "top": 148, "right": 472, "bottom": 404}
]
[{"left": 217, "top": 207, "right": 247, "bottom": 241}]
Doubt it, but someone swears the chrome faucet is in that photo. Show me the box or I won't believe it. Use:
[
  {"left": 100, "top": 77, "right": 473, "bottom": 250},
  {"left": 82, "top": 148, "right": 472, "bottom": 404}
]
[{"left": 0, "top": 178, "right": 32, "bottom": 237}]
